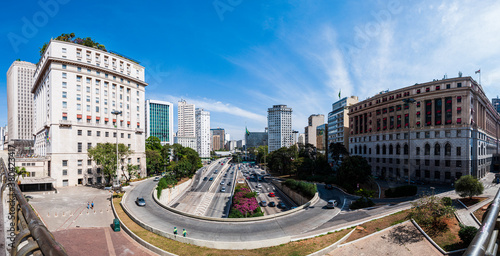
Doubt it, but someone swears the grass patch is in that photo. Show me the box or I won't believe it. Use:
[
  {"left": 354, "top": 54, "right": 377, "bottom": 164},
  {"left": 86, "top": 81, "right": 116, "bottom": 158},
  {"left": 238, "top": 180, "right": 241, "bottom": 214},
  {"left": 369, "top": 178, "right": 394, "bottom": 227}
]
[
  {"left": 419, "top": 217, "right": 465, "bottom": 251},
  {"left": 113, "top": 197, "right": 351, "bottom": 256},
  {"left": 459, "top": 197, "right": 488, "bottom": 207},
  {"left": 344, "top": 210, "right": 408, "bottom": 243},
  {"left": 473, "top": 203, "right": 490, "bottom": 224}
]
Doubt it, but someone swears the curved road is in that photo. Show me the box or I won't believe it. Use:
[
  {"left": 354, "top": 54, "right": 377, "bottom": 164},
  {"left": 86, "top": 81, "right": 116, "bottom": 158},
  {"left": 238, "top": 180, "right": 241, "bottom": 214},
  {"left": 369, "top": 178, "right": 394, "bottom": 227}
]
[{"left": 123, "top": 178, "right": 412, "bottom": 243}]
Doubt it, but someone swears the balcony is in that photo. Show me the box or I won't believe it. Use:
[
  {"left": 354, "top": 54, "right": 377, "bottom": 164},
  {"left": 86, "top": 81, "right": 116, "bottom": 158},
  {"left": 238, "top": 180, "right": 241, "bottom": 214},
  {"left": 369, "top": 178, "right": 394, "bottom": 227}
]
[
  {"left": 135, "top": 128, "right": 144, "bottom": 134},
  {"left": 59, "top": 120, "right": 72, "bottom": 127}
]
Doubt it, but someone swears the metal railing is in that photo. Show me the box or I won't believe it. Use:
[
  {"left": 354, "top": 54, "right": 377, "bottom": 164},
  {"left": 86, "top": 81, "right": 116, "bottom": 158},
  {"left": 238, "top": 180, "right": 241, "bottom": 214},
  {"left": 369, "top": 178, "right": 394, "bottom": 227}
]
[
  {"left": 464, "top": 187, "right": 500, "bottom": 256},
  {"left": 1, "top": 149, "right": 67, "bottom": 256}
]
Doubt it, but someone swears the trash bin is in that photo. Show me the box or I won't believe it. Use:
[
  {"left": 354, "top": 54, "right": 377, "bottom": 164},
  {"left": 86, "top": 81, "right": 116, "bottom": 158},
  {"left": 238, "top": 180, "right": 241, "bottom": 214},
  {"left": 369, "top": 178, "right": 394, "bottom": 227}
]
[{"left": 113, "top": 219, "right": 120, "bottom": 232}]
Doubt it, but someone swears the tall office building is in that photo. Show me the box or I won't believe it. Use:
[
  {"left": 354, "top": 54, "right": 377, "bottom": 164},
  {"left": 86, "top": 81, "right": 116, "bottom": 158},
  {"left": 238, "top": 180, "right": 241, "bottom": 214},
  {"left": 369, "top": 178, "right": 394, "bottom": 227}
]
[
  {"left": 316, "top": 124, "right": 328, "bottom": 152},
  {"left": 145, "top": 99, "right": 173, "bottom": 145},
  {"left": 210, "top": 128, "right": 225, "bottom": 151},
  {"left": 492, "top": 97, "right": 500, "bottom": 113},
  {"left": 195, "top": 108, "right": 210, "bottom": 158},
  {"left": 348, "top": 77, "right": 497, "bottom": 183},
  {"left": 7, "top": 61, "right": 36, "bottom": 142},
  {"left": 245, "top": 130, "right": 268, "bottom": 149},
  {"left": 267, "top": 104, "right": 293, "bottom": 153},
  {"left": 327, "top": 96, "right": 359, "bottom": 162},
  {"left": 304, "top": 114, "right": 324, "bottom": 147},
  {"left": 32, "top": 39, "right": 147, "bottom": 187},
  {"left": 178, "top": 99, "right": 195, "bottom": 137}
]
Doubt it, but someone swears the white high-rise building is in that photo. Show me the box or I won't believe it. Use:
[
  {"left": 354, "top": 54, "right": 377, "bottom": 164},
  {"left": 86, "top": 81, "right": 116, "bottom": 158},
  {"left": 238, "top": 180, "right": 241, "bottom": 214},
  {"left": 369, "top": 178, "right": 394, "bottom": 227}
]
[
  {"left": 7, "top": 61, "right": 36, "bottom": 142},
  {"left": 178, "top": 100, "right": 195, "bottom": 137},
  {"left": 145, "top": 99, "right": 174, "bottom": 145},
  {"left": 32, "top": 39, "right": 147, "bottom": 187},
  {"left": 0, "top": 126, "right": 6, "bottom": 150},
  {"left": 195, "top": 108, "right": 210, "bottom": 158},
  {"left": 267, "top": 104, "right": 293, "bottom": 153}
]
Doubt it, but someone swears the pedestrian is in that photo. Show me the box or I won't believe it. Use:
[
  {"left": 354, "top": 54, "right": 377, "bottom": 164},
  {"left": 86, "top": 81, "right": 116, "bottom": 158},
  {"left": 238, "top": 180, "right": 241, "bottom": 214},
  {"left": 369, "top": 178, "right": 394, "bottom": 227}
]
[
  {"left": 91, "top": 201, "right": 94, "bottom": 209},
  {"left": 87, "top": 202, "right": 90, "bottom": 209},
  {"left": 183, "top": 228, "right": 187, "bottom": 237},
  {"left": 173, "top": 227, "right": 177, "bottom": 235}
]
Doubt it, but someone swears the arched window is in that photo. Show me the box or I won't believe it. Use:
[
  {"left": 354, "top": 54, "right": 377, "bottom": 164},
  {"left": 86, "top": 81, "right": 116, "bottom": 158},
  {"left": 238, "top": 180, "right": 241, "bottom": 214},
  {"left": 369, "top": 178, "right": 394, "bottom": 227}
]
[
  {"left": 435, "top": 143, "right": 441, "bottom": 155},
  {"left": 445, "top": 143, "right": 451, "bottom": 156},
  {"left": 376, "top": 145, "right": 380, "bottom": 155},
  {"left": 382, "top": 145, "right": 387, "bottom": 155},
  {"left": 404, "top": 144, "right": 409, "bottom": 155},
  {"left": 363, "top": 145, "right": 367, "bottom": 154},
  {"left": 389, "top": 145, "right": 393, "bottom": 155},
  {"left": 355, "top": 146, "right": 358, "bottom": 154},
  {"left": 425, "top": 144, "right": 430, "bottom": 155},
  {"left": 396, "top": 144, "right": 401, "bottom": 155}
]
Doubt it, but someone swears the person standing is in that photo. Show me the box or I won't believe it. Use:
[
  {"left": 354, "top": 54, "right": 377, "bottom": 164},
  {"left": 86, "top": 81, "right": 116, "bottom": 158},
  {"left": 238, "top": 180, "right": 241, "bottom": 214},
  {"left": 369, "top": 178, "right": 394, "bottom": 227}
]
[
  {"left": 173, "top": 227, "right": 177, "bottom": 235},
  {"left": 183, "top": 229, "right": 187, "bottom": 237},
  {"left": 91, "top": 201, "right": 94, "bottom": 209},
  {"left": 87, "top": 202, "right": 90, "bottom": 209}
]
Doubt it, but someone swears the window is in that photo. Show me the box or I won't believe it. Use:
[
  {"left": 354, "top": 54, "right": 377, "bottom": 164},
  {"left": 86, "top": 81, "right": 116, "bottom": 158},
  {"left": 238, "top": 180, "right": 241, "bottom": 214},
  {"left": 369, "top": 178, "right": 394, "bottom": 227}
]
[
  {"left": 128, "top": 134, "right": 131, "bottom": 139},
  {"left": 62, "top": 160, "right": 68, "bottom": 166},
  {"left": 445, "top": 160, "right": 451, "bottom": 167},
  {"left": 87, "top": 130, "right": 92, "bottom": 136},
  {"left": 78, "top": 169, "right": 82, "bottom": 175},
  {"left": 86, "top": 78, "right": 91, "bottom": 84},
  {"left": 62, "top": 91, "right": 67, "bottom": 98},
  {"left": 62, "top": 48, "right": 67, "bottom": 53},
  {"left": 425, "top": 159, "right": 430, "bottom": 166},
  {"left": 457, "top": 82, "right": 462, "bottom": 88},
  {"left": 105, "top": 132, "right": 109, "bottom": 137},
  {"left": 137, "top": 158, "right": 140, "bottom": 163},
  {"left": 77, "top": 130, "right": 82, "bottom": 136},
  {"left": 96, "top": 106, "right": 99, "bottom": 112},
  {"left": 78, "top": 143, "right": 82, "bottom": 152},
  {"left": 457, "top": 96, "right": 462, "bottom": 103},
  {"left": 62, "top": 101, "right": 67, "bottom": 108},
  {"left": 86, "top": 95, "right": 90, "bottom": 102},
  {"left": 77, "top": 76, "right": 82, "bottom": 82},
  {"left": 435, "top": 143, "right": 441, "bottom": 155},
  {"left": 87, "top": 168, "right": 92, "bottom": 174},
  {"left": 446, "top": 84, "right": 450, "bottom": 89},
  {"left": 425, "top": 144, "right": 430, "bottom": 155},
  {"left": 445, "top": 143, "right": 451, "bottom": 156},
  {"left": 416, "top": 147, "right": 420, "bottom": 155},
  {"left": 457, "top": 147, "right": 461, "bottom": 156},
  {"left": 78, "top": 160, "right": 82, "bottom": 166},
  {"left": 435, "top": 160, "right": 440, "bottom": 166},
  {"left": 62, "top": 73, "right": 67, "bottom": 78},
  {"left": 113, "top": 132, "right": 117, "bottom": 138},
  {"left": 416, "top": 132, "right": 420, "bottom": 139},
  {"left": 97, "top": 131, "right": 100, "bottom": 137},
  {"left": 62, "top": 81, "right": 67, "bottom": 88},
  {"left": 87, "top": 143, "right": 92, "bottom": 149},
  {"left": 86, "top": 105, "right": 90, "bottom": 111},
  {"left": 456, "top": 160, "right": 462, "bottom": 167},
  {"left": 63, "top": 170, "right": 68, "bottom": 176}
]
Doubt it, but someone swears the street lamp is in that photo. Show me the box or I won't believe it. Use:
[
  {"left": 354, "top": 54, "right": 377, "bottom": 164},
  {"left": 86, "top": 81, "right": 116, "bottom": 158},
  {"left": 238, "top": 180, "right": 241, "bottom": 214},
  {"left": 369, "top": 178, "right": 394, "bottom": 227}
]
[
  {"left": 402, "top": 98, "right": 416, "bottom": 185},
  {"left": 112, "top": 110, "right": 122, "bottom": 187}
]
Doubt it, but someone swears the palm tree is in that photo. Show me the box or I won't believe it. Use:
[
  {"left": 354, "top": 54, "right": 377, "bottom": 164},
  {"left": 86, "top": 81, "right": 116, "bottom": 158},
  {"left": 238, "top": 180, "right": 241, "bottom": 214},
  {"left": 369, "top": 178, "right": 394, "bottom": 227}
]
[{"left": 15, "top": 166, "right": 28, "bottom": 181}]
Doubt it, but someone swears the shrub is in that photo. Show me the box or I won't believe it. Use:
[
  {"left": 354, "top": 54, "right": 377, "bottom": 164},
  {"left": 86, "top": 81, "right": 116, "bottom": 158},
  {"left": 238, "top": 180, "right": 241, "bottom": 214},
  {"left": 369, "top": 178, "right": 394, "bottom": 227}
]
[
  {"left": 156, "top": 176, "right": 178, "bottom": 198},
  {"left": 459, "top": 225, "right": 478, "bottom": 245},
  {"left": 284, "top": 179, "right": 317, "bottom": 199},
  {"left": 385, "top": 185, "right": 417, "bottom": 198},
  {"left": 350, "top": 197, "right": 375, "bottom": 210},
  {"left": 441, "top": 197, "right": 452, "bottom": 206}
]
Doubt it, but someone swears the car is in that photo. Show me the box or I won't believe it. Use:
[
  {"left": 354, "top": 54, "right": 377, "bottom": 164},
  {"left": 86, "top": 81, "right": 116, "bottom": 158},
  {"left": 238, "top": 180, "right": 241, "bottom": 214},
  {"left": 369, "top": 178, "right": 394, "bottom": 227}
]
[
  {"left": 203, "top": 177, "right": 208, "bottom": 181},
  {"left": 268, "top": 201, "right": 276, "bottom": 207},
  {"left": 220, "top": 181, "right": 225, "bottom": 185},
  {"left": 256, "top": 184, "right": 262, "bottom": 188},
  {"left": 246, "top": 176, "right": 251, "bottom": 180},
  {"left": 278, "top": 202, "right": 286, "bottom": 209},
  {"left": 326, "top": 199, "right": 337, "bottom": 209},
  {"left": 268, "top": 192, "right": 275, "bottom": 197},
  {"left": 325, "top": 184, "right": 333, "bottom": 190},
  {"left": 231, "top": 171, "right": 234, "bottom": 174},
  {"left": 214, "top": 170, "right": 218, "bottom": 174},
  {"left": 260, "top": 201, "right": 267, "bottom": 207},
  {"left": 224, "top": 174, "right": 227, "bottom": 177},
  {"left": 135, "top": 197, "right": 146, "bottom": 206},
  {"left": 209, "top": 177, "right": 214, "bottom": 181},
  {"left": 153, "top": 177, "right": 160, "bottom": 181},
  {"left": 227, "top": 181, "right": 232, "bottom": 186},
  {"left": 256, "top": 190, "right": 260, "bottom": 195},
  {"left": 220, "top": 187, "right": 226, "bottom": 192}
]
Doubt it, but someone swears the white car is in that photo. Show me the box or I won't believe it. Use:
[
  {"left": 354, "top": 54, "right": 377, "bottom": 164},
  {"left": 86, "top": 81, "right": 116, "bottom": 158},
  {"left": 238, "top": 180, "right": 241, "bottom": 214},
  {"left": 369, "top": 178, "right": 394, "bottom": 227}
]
[
  {"left": 220, "top": 181, "right": 225, "bottom": 185},
  {"left": 220, "top": 187, "right": 226, "bottom": 192},
  {"left": 256, "top": 184, "right": 262, "bottom": 188},
  {"left": 327, "top": 200, "right": 337, "bottom": 209}
]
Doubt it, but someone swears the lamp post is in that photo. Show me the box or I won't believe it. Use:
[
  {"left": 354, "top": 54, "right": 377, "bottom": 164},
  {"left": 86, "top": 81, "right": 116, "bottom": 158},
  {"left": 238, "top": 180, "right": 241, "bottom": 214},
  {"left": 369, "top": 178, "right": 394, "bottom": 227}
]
[
  {"left": 112, "top": 110, "right": 122, "bottom": 187},
  {"left": 402, "top": 98, "right": 416, "bottom": 185}
]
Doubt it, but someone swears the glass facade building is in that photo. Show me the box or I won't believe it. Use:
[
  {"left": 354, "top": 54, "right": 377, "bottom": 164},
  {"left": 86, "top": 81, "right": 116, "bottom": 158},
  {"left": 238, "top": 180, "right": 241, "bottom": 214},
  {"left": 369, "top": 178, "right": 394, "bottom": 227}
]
[{"left": 146, "top": 100, "right": 174, "bottom": 145}]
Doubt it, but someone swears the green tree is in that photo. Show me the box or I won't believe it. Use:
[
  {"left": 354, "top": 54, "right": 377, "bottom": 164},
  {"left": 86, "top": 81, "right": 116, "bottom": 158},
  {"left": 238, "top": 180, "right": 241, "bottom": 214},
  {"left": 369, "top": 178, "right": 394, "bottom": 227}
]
[
  {"left": 455, "top": 175, "right": 484, "bottom": 199},
  {"left": 146, "top": 148, "right": 163, "bottom": 175},
  {"left": 459, "top": 225, "right": 478, "bottom": 246},
  {"left": 337, "top": 155, "right": 371, "bottom": 192},
  {"left": 329, "top": 142, "right": 349, "bottom": 169},
  {"left": 87, "top": 143, "right": 132, "bottom": 185},
  {"left": 15, "top": 166, "right": 28, "bottom": 181},
  {"left": 146, "top": 136, "right": 162, "bottom": 151},
  {"left": 256, "top": 145, "right": 268, "bottom": 164},
  {"left": 123, "top": 164, "right": 139, "bottom": 183}
]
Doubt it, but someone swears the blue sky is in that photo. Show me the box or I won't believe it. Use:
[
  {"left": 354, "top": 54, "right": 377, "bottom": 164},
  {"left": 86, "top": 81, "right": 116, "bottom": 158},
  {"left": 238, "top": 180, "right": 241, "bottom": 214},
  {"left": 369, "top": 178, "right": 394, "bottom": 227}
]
[{"left": 1, "top": 0, "right": 500, "bottom": 140}]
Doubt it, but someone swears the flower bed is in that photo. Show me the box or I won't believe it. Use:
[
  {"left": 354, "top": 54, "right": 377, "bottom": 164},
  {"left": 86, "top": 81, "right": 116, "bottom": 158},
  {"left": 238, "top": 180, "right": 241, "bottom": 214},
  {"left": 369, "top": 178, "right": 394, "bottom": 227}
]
[{"left": 229, "top": 185, "right": 263, "bottom": 218}]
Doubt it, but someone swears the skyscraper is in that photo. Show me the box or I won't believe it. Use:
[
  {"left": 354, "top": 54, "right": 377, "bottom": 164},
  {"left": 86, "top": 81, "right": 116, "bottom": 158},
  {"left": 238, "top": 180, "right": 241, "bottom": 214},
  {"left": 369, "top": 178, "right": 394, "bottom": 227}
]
[
  {"left": 32, "top": 39, "right": 147, "bottom": 187},
  {"left": 210, "top": 128, "right": 225, "bottom": 151},
  {"left": 304, "top": 114, "right": 324, "bottom": 147},
  {"left": 178, "top": 99, "right": 195, "bottom": 137},
  {"left": 145, "top": 99, "right": 173, "bottom": 145},
  {"left": 195, "top": 108, "right": 210, "bottom": 158},
  {"left": 327, "top": 96, "right": 358, "bottom": 162},
  {"left": 267, "top": 104, "right": 293, "bottom": 153},
  {"left": 7, "top": 60, "right": 36, "bottom": 142}
]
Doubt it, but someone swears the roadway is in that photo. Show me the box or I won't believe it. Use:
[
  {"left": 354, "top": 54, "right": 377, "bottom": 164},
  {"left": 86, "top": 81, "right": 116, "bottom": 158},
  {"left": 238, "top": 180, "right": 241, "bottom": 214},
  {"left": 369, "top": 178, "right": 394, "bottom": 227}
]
[{"left": 123, "top": 176, "right": 413, "bottom": 243}]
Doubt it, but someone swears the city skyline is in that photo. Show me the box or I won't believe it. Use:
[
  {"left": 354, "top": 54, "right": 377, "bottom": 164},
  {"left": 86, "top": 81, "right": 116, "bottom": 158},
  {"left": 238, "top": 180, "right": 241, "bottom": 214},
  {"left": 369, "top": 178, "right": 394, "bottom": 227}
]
[{"left": 1, "top": 1, "right": 500, "bottom": 140}]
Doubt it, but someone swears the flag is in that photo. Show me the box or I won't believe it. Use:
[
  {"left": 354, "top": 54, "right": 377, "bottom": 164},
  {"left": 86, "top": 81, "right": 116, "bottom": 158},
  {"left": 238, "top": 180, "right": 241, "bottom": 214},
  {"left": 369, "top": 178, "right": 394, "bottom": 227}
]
[
  {"left": 338, "top": 89, "right": 341, "bottom": 99},
  {"left": 245, "top": 127, "right": 250, "bottom": 136},
  {"left": 475, "top": 69, "right": 481, "bottom": 74}
]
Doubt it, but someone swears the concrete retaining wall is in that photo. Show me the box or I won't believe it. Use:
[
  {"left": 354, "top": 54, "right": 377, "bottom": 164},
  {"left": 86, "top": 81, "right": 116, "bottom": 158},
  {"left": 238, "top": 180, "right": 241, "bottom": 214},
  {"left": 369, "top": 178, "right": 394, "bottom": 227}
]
[
  {"left": 271, "top": 180, "right": 312, "bottom": 205},
  {"left": 157, "top": 178, "right": 193, "bottom": 206}
]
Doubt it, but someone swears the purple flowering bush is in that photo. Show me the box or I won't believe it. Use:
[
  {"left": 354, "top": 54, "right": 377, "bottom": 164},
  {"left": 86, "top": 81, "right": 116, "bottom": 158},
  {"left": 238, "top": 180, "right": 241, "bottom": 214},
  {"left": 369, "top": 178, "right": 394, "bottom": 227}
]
[{"left": 229, "top": 185, "right": 263, "bottom": 218}]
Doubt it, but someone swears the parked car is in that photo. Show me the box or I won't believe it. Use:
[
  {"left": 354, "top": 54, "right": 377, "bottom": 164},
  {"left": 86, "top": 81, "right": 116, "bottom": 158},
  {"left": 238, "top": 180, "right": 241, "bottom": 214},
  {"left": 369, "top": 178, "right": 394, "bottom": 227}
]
[
  {"left": 326, "top": 199, "right": 337, "bottom": 209},
  {"left": 268, "top": 201, "right": 276, "bottom": 207},
  {"left": 268, "top": 192, "right": 276, "bottom": 197},
  {"left": 260, "top": 200, "right": 267, "bottom": 207},
  {"left": 278, "top": 202, "right": 286, "bottom": 209},
  {"left": 135, "top": 197, "right": 146, "bottom": 206}
]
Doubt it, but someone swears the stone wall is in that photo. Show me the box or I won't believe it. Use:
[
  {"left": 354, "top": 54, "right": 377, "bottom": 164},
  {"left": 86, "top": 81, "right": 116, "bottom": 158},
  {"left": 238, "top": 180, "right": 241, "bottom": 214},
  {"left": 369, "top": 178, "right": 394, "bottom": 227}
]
[
  {"left": 271, "top": 180, "right": 311, "bottom": 205},
  {"left": 157, "top": 178, "right": 193, "bottom": 205}
]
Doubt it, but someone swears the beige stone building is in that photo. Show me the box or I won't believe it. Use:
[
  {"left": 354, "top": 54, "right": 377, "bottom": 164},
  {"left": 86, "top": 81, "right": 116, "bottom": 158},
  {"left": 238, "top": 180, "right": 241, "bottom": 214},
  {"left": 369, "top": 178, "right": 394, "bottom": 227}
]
[{"left": 348, "top": 77, "right": 498, "bottom": 183}]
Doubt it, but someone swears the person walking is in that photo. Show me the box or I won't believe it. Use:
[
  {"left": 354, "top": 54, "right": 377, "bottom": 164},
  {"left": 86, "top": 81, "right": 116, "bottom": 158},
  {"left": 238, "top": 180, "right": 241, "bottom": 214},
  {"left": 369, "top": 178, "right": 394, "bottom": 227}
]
[
  {"left": 91, "top": 201, "right": 94, "bottom": 209},
  {"left": 183, "top": 228, "right": 187, "bottom": 237},
  {"left": 173, "top": 227, "right": 177, "bottom": 235},
  {"left": 87, "top": 202, "right": 90, "bottom": 209}
]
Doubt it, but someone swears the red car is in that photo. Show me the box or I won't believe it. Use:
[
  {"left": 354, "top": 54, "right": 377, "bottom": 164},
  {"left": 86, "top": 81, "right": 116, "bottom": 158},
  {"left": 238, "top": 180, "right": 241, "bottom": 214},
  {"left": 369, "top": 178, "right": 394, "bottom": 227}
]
[{"left": 268, "top": 192, "right": 275, "bottom": 197}]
